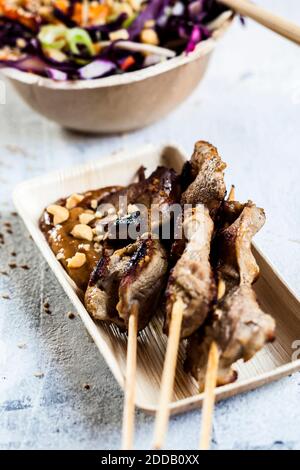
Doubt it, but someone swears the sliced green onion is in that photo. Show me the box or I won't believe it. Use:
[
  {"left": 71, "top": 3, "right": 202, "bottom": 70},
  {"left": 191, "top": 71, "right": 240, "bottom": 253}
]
[
  {"left": 107, "top": 14, "right": 119, "bottom": 23},
  {"left": 66, "top": 28, "right": 95, "bottom": 56},
  {"left": 122, "top": 14, "right": 137, "bottom": 29},
  {"left": 38, "top": 25, "right": 68, "bottom": 50}
]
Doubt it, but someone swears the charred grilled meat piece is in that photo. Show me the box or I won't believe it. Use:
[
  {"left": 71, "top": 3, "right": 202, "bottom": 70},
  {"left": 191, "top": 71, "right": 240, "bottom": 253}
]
[
  {"left": 99, "top": 165, "right": 180, "bottom": 209},
  {"left": 166, "top": 141, "right": 226, "bottom": 338},
  {"left": 187, "top": 284, "right": 276, "bottom": 388},
  {"left": 186, "top": 202, "right": 276, "bottom": 388},
  {"left": 117, "top": 239, "right": 168, "bottom": 328},
  {"left": 85, "top": 243, "right": 137, "bottom": 329},
  {"left": 164, "top": 141, "right": 227, "bottom": 338},
  {"left": 165, "top": 205, "right": 216, "bottom": 339},
  {"left": 181, "top": 141, "right": 227, "bottom": 217},
  {"left": 100, "top": 165, "right": 181, "bottom": 241},
  {"left": 85, "top": 237, "right": 168, "bottom": 331},
  {"left": 215, "top": 201, "right": 267, "bottom": 287},
  {"left": 107, "top": 210, "right": 141, "bottom": 243}
]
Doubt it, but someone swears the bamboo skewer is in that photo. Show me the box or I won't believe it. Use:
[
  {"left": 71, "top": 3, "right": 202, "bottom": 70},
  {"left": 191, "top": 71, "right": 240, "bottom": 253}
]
[
  {"left": 199, "top": 279, "right": 225, "bottom": 450},
  {"left": 121, "top": 302, "right": 138, "bottom": 450},
  {"left": 228, "top": 184, "right": 235, "bottom": 201},
  {"left": 199, "top": 340, "right": 220, "bottom": 450},
  {"left": 152, "top": 298, "right": 185, "bottom": 449},
  {"left": 220, "top": 0, "right": 300, "bottom": 46},
  {"left": 199, "top": 185, "right": 236, "bottom": 450}
]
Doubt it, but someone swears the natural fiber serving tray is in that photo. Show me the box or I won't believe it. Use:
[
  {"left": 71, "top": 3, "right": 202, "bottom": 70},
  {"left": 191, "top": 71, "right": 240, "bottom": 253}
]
[{"left": 13, "top": 144, "right": 300, "bottom": 414}]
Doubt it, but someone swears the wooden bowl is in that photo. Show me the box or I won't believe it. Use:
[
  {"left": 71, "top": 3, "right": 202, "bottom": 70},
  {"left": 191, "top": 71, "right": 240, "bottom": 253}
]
[{"left": 2, "top": 12, "right": 233, "bottom": 133}]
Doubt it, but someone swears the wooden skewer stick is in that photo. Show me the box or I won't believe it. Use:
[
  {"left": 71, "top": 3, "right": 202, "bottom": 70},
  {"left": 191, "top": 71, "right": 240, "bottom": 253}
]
[
  {"left": 152, "top": 298, "right": 185, "bottom": 449},
  {"left": 199, "top": 278, "right": 226, "bottom": 450},
  {"left": 220, "top": 0, "right": 300, "bottom": 46},
  {"left": 199, "top": 186, "right": 236, "bottom": 450},
  {"left": 227, "top": 184, "right": 235, "bottom": 201},
  {"left": 199, "top": 340, "right": 220, "bottom": 450},
  {"left": 121, "top": 302, "right": 138, "bottom": 450}
]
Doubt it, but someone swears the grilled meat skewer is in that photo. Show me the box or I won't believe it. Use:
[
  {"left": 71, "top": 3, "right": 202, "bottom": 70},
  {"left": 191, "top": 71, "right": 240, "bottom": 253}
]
[
  {"left": 198, "top": 190, "right": 275, "bottom": 451},
  {"left": 153, "top": 141, "right": 226, "bottom": 449},
  {"left": 186, "top": 202, "right": 276, "bottom": 389},
  {"left": 165, "top": 141, "right": 226, "bottom": 337},
  {"left": 84, "top": 166, "right": 178, "bottom": 450},
  {"left": 165, "top": 205, "right": 216, "bottom": 338},
  {"left": 85, "top": 236, "right": 169, "bottom": 450},
  {"left": 181, "top": 140, "right": 227, "bottom": 217},
  {"left": 85, "top": 237, "right": 168, "bottom": 331}
]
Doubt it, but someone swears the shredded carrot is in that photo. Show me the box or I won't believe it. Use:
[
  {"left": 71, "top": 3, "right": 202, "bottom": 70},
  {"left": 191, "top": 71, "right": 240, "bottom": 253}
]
[
  {"left": 0, "top": 3, "right": 37, "bottom": 30},
  {"left": 72, "top": 3, "right": 110, "bottom": 26},
  {"left": 53, "top": 0, "right": 69, "bottom": 14},
  {"left": 120, "top": 55, "right": 136, "bottom": 71}
]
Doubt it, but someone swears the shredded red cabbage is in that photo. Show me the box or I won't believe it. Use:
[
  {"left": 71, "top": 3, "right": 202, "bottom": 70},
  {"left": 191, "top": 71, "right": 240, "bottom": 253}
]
[{"left": 79, "top": 59, "right": 116, "bottom": 79}]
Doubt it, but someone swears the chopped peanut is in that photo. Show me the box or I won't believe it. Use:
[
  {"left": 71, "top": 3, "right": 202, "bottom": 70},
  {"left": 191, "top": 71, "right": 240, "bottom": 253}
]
[
  {"left": 79, "top": 213, "right": 95, "bottom": 225},
  {"left": 109, "top": 29, "right": 129, "bottom": 41},
  {"left": 93, "top": 242, "right": 102, "bottom": 253},
  {"left": 66, "top": 193, "right": 84, "bottom": 210},
  {"left": 112, "top": 2, "right": 133, "bottom": 18},
  {"left": 90, "top": 199, "right": 98, "bottom": 210},
  {"left": 71, "top": 224, "right": 93, "bottom": 241},
  {"left": 47, "top": 204, "right": 69, "bottom": 225},
  {"left": 140, "top": 28, "right": 159, "bottom": 46},
  {"left": 94, "top": 234, "right": 104, "bottom": 242},
  {"left": 95, "top": 210, "right": 104, "bottom": 218},
  {"left": 67, "top": 252, "right": 87, "bottom": 269},
  {"left": 16, "top": 38, "right": 26, "bottom": 48},
  {"left": 129, "top": 0, "right": 142, "bottom": 11},
  {"left": 144, "top": 19, "right": 155, "bottom": 28},
  {"left": 78, "top": 243, "right": 90, "bottom": 251}
]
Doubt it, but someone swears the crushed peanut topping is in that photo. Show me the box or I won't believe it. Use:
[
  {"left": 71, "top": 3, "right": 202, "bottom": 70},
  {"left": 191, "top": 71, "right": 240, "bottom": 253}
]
[
  {"left": 109, "top": 29, "right": 129, "bottom": 42},
  {"left": 56, "top": 252, "right": 65, "bottom": 260},
  {"left": 66, "top": 193, "right": 84, "bottom": 210},
  {"left": 71, "top": 224, "right": 93, "bottom": 241},
  {"left": 93, "top": 242, "right": 102, "bottom": 253},
  {"left": 67, "top": 252, "right": 87, "bottom": 269},
  {"left": 78, "top": 243, "right": 91, "bottom": 251},
  {"left": 94, "top": 234, "right": 104, "bottom": 242},
  {"left": 79, "top": 212, "right": 95, "bottom": 225},
  {"left": 140, "top": 29, "right": 159, "bottom": 46},
  {"left": 46, "top": 204, "right": 69, "bottom": 225},
  {"left": 144, "top": 19, "right": 155, "bottom": 28},
  {"left": 90, "top": 199, "right": 98, "bottom": 210}
]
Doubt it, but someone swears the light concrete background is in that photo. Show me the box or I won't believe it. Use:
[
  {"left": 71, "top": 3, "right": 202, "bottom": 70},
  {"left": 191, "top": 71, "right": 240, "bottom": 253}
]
[{"left": 0, "top": 0, "right": 299, "bottom": 450}]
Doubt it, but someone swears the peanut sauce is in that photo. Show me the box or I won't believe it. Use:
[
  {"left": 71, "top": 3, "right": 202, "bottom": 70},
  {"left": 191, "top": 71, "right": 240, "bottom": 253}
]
[{"left": 39, "top": 186, "right": 122, "bottom": 291}]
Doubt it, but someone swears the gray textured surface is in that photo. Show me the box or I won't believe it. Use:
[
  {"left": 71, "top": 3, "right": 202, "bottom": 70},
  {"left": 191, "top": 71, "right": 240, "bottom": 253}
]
[{"left": 0, "top": 0, "right": 300, "bottom": 450}]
